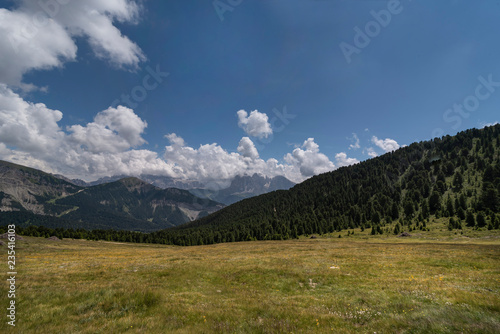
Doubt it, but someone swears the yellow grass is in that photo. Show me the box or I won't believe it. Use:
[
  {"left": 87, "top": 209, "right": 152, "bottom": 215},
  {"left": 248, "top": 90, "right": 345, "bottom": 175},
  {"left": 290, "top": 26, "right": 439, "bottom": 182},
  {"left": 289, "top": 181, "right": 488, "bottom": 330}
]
[{"left": 0, "top": 230, "right": 499, "bottom": 333}]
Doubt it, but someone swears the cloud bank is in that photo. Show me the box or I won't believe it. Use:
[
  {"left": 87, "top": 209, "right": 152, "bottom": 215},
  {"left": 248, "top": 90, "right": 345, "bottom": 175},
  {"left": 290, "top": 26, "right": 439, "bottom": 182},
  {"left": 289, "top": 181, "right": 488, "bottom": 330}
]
[
  {"left": 0, "top": 0, "right": 145, "bottom": 89},
  {"left": 0, "top": 84, "right": 363, "bottom": 184},
  {"left": 0, "top": 0, "right": 363, "bottom": 186}
]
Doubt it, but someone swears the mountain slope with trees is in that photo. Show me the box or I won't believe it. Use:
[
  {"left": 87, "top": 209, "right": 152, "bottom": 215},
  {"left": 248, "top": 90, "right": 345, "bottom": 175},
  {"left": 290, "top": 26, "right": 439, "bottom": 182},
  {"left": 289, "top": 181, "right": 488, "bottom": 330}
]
[
  {"left": 0, "top": 162, "right": 224, "bottom": 231},
  {"left": 0, "top": 160, "right": 83, "bottom": 214},
  {"left": 150, "top": 125, "right": 500, "bottom": 245}
]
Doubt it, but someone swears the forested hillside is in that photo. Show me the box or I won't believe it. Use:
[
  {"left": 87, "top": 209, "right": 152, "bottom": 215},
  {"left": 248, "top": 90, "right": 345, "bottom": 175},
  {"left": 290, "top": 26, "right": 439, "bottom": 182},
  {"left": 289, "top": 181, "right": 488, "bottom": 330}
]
[
  {"left": 0, "top": 164, "right": 224, "bottom": 231},
  {"left": 150, "top": 125, "right": 500, "bottom": 245}
]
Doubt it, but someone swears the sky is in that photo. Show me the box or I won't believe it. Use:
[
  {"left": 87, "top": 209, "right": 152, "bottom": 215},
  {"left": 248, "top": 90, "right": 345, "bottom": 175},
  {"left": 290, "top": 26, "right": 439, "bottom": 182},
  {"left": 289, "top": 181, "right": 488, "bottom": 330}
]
[{"left": 0, "top": 0, "right": 499, "bottom": 185}]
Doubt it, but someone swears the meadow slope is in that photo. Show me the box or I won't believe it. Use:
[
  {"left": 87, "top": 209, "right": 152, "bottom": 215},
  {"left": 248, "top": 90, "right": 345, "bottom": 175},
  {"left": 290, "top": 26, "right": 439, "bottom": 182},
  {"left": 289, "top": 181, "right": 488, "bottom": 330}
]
[{"left": 1, "top": 226, "right": 499, "bottom": 333}]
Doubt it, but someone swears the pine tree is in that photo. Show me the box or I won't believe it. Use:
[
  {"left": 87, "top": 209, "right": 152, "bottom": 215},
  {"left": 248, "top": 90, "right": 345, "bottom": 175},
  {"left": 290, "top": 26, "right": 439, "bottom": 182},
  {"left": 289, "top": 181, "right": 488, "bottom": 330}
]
[
  {"left": 448, "top": 217, "right": 455, "bottom": 231},
  {"left": 466, "top": 210, "right": 476, "bottom": 227},
  {"left": 476, "top": 212, "right": 486, "bottom": 228},
  {"left": 452, "top": 171, "right": 464, "bottom": 191},
  {"left": 459, "top": 193, "right": 467, "bottom": 210},
  {"left": 429, "top": 191, "right": 441, "bottom": 214},
  {"left": 404, "top": 200, "right": 414, "bottom": 218},
  {"left": 421, "top": 201, "right": 430, "bottom": 219},
  {"left": 393, "top": 222, "right": 401, "bottom": 235},
  {"left": 391, "top": 202, "right": 399, "bottom": 220},
  {"left": 481, "top": 182, "right": 499, "bottom": 212},
  {"left": 446, "top": 195, "right": 454, "bottom": 217}
]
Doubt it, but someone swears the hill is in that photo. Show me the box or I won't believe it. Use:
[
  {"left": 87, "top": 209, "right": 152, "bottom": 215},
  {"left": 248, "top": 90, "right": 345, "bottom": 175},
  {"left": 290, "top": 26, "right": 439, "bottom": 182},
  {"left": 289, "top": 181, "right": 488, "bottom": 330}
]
[
  {"left": 0, "top": 160, "right": 83, "bottom": 213},
  {"left": 151, "top": 125, "right": 500, "bottom": 245},
  {"left": 0, "top": 162, "right": 224, "bottom": 231}
]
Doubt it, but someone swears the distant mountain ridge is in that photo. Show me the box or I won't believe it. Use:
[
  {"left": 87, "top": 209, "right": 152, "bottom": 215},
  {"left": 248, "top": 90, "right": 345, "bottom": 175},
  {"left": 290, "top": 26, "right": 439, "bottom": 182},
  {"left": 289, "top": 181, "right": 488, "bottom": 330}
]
[
  {"left": 190, "top": 174, "right": 296, "bottom": 205},
  {"left": 58, "top": 172, "right": 296, "bottom": 205},
  {"left": 81, "top": 174, "right": 206, "bottom": 190},
  {"left": 0, "top": 161, "right": 224, "bottom": 231}
]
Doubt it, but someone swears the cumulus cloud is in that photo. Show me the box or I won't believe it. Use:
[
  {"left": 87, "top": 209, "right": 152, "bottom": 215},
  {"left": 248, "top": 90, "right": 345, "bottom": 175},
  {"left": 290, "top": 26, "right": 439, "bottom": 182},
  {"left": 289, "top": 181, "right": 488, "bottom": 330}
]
[
  {"left": 164, "top": 133, "right": 185, "bottom": 147},
  {"left": 0, "top": 1, "right": 355, "bottom": 185},
  {"left": 163, "top": 133, "right": 314, "bottom": 184},
  {"left": 0, "top": 84, "right": 64, "bottom": 153},
  {"left": 237, "top": 109, "right": 273, "bottom": 139},
  {"left": 0, "top": 84, "right": 172, "bottom": 180},
  {"left": 371, "top": 136, "right": 400, "bottom": 153},
  {"left": 237, "top": 137, "right": 259, "bottom": 160},
  {"left": 67, "top": 106, "right": 147, "bottom": 153},
  {"left": 335, "top": 152, "right": 359, "bottom": 167},
  {"left": 0, "top": 0, "right": 145, "bottom": 88},
  {"left": 164, "top": 137, "right": 247, "bottom": 182},
  {"left": 365, "top": 147, "right": 378, "bottom": 158},
  {"left": 349, "top": 133, "right": 360, "bottom": 150},
  {"left": 163, "top": 134, "right": 295, "bottom": 184},
  {"left": 0, "top": 84, "right": 364, "bottom": 185},
  {"left": 284, "top": 138, "right": 335, "bottom": 178}
]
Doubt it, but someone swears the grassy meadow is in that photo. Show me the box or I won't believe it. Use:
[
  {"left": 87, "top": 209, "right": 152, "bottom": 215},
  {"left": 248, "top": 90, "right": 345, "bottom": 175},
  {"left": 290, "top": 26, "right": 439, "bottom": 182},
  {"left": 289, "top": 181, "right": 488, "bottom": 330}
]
[{"left": 1, "top": 222, "right": 499, "bottom": 333}]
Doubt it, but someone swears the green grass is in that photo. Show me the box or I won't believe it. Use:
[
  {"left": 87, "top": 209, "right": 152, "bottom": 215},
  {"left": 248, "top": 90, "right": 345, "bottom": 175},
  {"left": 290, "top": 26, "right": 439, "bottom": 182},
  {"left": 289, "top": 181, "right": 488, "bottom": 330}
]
[{"left": 0, "top": 226, "right": 499, "bottom": 333}]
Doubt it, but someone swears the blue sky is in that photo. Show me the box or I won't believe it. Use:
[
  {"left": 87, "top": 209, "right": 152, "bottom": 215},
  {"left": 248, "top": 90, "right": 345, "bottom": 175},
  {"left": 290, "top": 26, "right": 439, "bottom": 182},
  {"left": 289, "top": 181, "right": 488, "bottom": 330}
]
[{"left": 0, "top": 0, "right": 499, "bottom": 184}]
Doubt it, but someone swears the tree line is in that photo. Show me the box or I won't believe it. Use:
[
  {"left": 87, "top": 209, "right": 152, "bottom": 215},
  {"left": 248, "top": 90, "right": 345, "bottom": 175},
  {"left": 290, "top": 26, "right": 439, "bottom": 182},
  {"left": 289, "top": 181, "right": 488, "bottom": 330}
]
[{"left": 1, "top": 125, "right": 499, "bottom": 246}]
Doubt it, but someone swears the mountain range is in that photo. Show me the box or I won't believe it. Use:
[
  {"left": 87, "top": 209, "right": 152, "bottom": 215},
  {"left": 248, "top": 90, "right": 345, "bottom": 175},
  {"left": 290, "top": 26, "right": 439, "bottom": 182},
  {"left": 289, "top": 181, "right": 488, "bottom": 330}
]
[
  {"left": 0, "top": 161, "right": 223, "bottom": 231},
  {"left": 54, "top": 173, "right": 295, "bottom": 205},
  {"left": 2, "top": 125, "right": 499, "bottom": 243},
  {"left": 151, "top": 125, "right": 500, "bottom": 245},
  {"left": 189, "top": 174, "right": 295, "bottom": 205}
]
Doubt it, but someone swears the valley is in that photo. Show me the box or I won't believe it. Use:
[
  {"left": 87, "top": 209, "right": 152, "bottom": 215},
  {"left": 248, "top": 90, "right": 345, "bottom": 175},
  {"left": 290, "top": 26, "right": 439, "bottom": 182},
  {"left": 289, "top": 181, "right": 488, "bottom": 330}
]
[{"left": 1, "top": 225, "right": 498, "bottom": 333}]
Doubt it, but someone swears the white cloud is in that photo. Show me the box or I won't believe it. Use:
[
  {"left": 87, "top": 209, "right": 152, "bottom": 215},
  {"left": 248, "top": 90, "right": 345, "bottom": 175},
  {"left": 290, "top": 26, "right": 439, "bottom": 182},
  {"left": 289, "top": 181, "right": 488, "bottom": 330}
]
[
  {"left": 0, "top": 84, "right": 172, "bottom": 180},
  {"left": 479, "top": 121, "right": 499, "bottom": 129},
  {"left": 237, "top": 109, "right": 273, "bottom": 139},
  {"left": 0, "top": 0, "right": 145, "bottom": 88},
  {"left": 0, "top": 85, "right": 363, "bottom": 185},
  {"left": 67, "top": 106, "right": 147, "bottom": 153},
  {"left": 0, "top": 8, "right": 76, "bottom": 90},
  {"left": 164, "top": 133, "right": 185, "bottom": 147},
  {"left": 164, "top": 133, "right": 304, "bottom": 184},
  {"left": 162, "top": 135, "right": 349, "bottom": 184},
  {"left": 0, "top": 84, "right": 64, "bottom": 153},
  {"left": 371, "top": 136, "right": 400, "bottom": 153},
  {"left": 335, "top": 152, "right": 359, "bottom": 167},
  {"left": 165, "top": 135, "right": 248, "bottom": 182},
  {"left": 284, "top": 138, "right": 335, "bottom": 178},
  {"left": 237, "top": 137, "right": 259, "bottom": 160},
  {"left": 365, "top": 147, "right": 378, "bottom": 158},
  {"left": 349, "top": 133, "right": 360, "bottom": 150}
]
